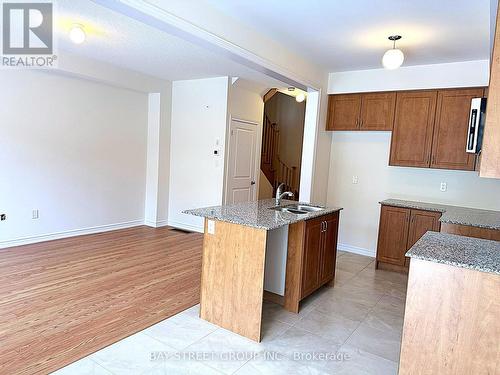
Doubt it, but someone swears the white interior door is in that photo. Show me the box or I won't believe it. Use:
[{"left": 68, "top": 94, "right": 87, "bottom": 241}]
[{"left": 226, "top": 118, "right": 258, "bottom": 204}]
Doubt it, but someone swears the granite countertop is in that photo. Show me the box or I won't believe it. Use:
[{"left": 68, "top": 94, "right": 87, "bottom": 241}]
[
  {"left": 380, "top": 199, "right": 500, "bottom": 230},
  {"left": 183, "top": 199, "right": 343, "bottom": 230},
  {"left": 407, "top": 231, "right": 500, "bottom": 275}
]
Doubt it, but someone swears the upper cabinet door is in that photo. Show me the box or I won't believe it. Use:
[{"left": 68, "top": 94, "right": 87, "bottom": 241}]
[
  {"left": 389, "top": 91, "right": 437, "bottom": 167},
  {"left": 326, "top": 94, "right": 361, "bottom": 130},
  {"left": 430, "top": 88, "right": 483, "bottom": 170},
  {"left": 359, "top": 92, "right": 396, "bottom": 130}
]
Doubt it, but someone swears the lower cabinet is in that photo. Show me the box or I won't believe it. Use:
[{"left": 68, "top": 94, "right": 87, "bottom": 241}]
[
  {"left": 284, "top": 211, "right": 340, "bottom": 313},
  {"left": 301, "top": 212, "right": 339, "bottom": 298},
  {"left": 376, "top": 205, "right": 441, "bottom": 270}
]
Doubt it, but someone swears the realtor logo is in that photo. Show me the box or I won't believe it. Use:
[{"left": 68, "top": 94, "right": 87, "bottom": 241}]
[{"left": 1, "top": 1, "right": 57, "bottom": 67}]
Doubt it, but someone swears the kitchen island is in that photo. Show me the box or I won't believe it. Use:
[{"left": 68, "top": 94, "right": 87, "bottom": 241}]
[
  {"left": 184, "top": 199, "right": 342, "bottom": 342},
  {"left": 399, "top": 232, "right": 500, "bottom": 374}
]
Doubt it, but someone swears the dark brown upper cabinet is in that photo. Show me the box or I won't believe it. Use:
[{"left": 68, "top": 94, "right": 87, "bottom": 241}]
[
  {"left": 430, "top": 88, "right": 484, "bottom": 170},
  {"left": 327, "top": 92, "right": 396, "bottom": 131},
  {"left": 389, "top": 90, "right": 438, "bottom": 168}
]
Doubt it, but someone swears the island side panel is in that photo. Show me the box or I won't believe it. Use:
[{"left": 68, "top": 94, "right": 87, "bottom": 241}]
[
  {"left": 399, "top": 258, "right": 500, "bottom": 374},
  {"left": 200, "top": 219, "right": 268, "bottom": 342},
  {"left": 284, "top": 221, "right": 305, "bottom": 313}
]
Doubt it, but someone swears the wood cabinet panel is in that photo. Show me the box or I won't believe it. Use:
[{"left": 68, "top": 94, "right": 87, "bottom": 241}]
[
  {"left": 430, "top": 89, "right": 482, "bottom": 170},
  {"left": 480, "top": 6, "right": 500, "bottom": 178},
  {"left": 301, "top": 218, "right": 323, "bottom": 297},
  {"left": 389, "top": 91, "right": 437, "bottom": 167},
  {"left": 320, "top": 214, "right": 339, "bottom": 284},
  {"left": 327, "top": 94, "right": 361, "bottom": 130},
  {"left": 400, "top": 260, "right": 500, "bottom": 375},
  {"left": 377, "top": 206, "right": 443, "bottom": 270},
  {"left": 407, "top": 209, "right": 442, "bottom": 253},
  {"left": 360, "top": 92, "right": 396, "bottom": 130},
  {"left": 376, "top": 206, "right": 410, "bottom": 266},
  {"left": 440, "top": 222, "right": 500, "bottom": 241}
]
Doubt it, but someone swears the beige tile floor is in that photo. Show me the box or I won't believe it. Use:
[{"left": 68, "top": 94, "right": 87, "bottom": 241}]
[{"left": 52, "top": 252, "right": 408, "bottom": 375}]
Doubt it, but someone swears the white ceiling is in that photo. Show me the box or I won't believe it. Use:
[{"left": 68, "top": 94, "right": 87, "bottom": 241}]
[
  {"left": 205, "top": 0, "right": 491, "bottom": 72},
  {"left": 55, "top": 0, "right": 287, "bottom": 89}
]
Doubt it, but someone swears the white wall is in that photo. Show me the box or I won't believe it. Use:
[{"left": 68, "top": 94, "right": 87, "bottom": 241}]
[
  {"left": 0, "top": 70, "right": 149, "bottom": 246},
  {"left": 326, "top": 61, "right": 500, "bottom": 257},
  {"left": 327, "top": 132, "right": 500, "bottom": 256},
  {"left": 144, "top": 88, "right": 173, "bottom": 228},
  {"left": 328, "top": 60, "right": 490, "bottom": 94},
  {"left": 168, "top": 77, "right": 230, "bottom": 232},
  {"left": 94, "top": 0, "right": 332, "bottom": 206}
]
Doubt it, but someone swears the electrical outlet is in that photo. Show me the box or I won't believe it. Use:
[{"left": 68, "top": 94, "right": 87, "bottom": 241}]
[
  {"left": 352, "top": 176, "right": 359, "bottom": 184},
  {"left": 32, "top": 209, "right": 39, "bottom": 219},
  {"left": 0, "top": 214, "right": 6, "bottom": 221},
  {"left": 440, "top": 182, "right": 447, "bottom": 192},
  {"left": 207, "top": 220, "right": 215, "bottom": 235}
]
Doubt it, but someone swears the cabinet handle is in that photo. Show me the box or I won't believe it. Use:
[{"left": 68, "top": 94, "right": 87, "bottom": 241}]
[{"left": 325, "top": 222, "right": 328, "bottom": 231}]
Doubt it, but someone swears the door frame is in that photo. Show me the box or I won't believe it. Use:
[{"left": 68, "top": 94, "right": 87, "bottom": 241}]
[{"left": 223, "top": 116, "right": 262, "bottom": 205}]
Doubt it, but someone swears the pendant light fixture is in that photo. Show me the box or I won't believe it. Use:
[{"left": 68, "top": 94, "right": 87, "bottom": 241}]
[
  {"left": 69, "top": 24, "right": 86, "bottom": 44},
  {"left": 382, "top": 35, "right": 404, "bottom": 70}
]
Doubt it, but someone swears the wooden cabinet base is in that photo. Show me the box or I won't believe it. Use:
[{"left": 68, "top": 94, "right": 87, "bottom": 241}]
[
  {"left": 200, "top": 220, "right": 267, "bottom": 342},
  {"left": 440, "top": 222, "right": 500, "bottom": 241},
  {"left": 375, "top": 260, "right": 408, "bottom": 274},
  {"left": 284, "top": 212, "right": 339, "bottom": 313},
  {"left": 399, "top": 259, "right": 500, "bottom": 374}
]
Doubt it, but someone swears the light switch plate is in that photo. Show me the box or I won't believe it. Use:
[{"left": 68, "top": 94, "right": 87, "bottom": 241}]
[{"left": 207, "top": 220, "right": 215, "bottom": 235}]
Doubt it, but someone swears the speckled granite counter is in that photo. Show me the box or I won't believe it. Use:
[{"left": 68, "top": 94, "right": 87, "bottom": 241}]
[
  {"left": 407, "top": 231, "right": 500, "bottom": 275},
  {"left": 380, "top": 199, "right": 500, "bottom": 230},
  {"left": 183, "top": 199, "right": 342, "bottom": 230}
]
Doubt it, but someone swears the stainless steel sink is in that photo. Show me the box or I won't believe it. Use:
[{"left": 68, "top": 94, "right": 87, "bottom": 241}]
[
  {"left": 288, "top": 204, "right": 325, "bottom": 212},
  {"left": 269, "top": 204, "right": 325, "bottom": 215},
  {"left": 268, "top": 206, "right": 308, "bottom": 215}
]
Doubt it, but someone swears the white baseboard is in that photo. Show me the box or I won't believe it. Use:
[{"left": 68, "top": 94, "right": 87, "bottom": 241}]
[
  {"left": 0, "top": 220, "right": 144, "bottom": 249},
  {"left": 144, "top": 219, "right": 169, "bottom": 228},
  {"left": 167, "top": 220, "right": 204, "bottom": 233},
  {"left": 338, "top": 243, "right": 376, "bottom": 258}
]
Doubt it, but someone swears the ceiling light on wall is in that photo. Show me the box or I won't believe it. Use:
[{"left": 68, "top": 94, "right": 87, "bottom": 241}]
[
  {"left": 295, "top": 93, "right": 306, "bottom": 103},
  {"left": 69, "top": 24, "right": 86, "bottom": 44},
  {"left": 382, "top": 35, "right": 404, "bottom": 70}
]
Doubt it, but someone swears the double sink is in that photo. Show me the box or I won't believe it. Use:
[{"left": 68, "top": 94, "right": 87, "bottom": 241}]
[{"left": 269, "top": 204, "right": 325, "bottom": 215}]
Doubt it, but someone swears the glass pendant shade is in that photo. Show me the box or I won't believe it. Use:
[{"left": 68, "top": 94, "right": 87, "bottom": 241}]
[{"left": 382, "top": 48, "right": 404, "bottom": 70}]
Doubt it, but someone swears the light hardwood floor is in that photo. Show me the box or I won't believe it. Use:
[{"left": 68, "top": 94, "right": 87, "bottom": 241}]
[{"left": 0, "top": 226, "right": 203, "bottom": 375}]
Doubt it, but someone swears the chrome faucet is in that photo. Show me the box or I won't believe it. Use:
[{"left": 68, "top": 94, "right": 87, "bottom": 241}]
[{"left": 275, "top": 183, "right": 294, "bottom": 206}]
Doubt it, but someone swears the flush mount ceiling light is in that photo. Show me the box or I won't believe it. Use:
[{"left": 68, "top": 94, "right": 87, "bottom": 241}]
[
  {"left": 382, "top": 35, "right": 404, "bottom": 70},
  {"left": 295, "top": 93, "right": 306, "bottom": 103},
  {"left": 69, "top": 24, "right": 86, "bottom": 44}
]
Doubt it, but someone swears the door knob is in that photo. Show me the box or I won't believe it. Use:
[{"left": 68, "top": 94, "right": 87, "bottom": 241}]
[{"left": 250, "top": 181, "right": 256, "bottom": 185}]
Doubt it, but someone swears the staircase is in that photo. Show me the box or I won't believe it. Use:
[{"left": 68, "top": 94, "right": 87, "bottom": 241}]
[{"left": 261, "top": 114, "right": 299, "bottom": 198}]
